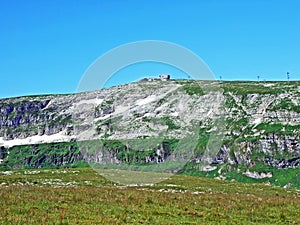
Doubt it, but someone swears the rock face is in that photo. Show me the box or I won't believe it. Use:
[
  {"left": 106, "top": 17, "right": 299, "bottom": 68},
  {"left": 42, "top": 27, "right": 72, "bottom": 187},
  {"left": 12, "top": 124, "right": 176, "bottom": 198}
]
[{"left": 0, "top": 80, "right": 299, "bottom": 181}]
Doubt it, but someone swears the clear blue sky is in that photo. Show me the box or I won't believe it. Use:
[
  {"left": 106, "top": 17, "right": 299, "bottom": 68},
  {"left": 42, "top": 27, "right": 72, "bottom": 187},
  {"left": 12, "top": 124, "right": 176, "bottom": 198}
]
[{"left": 0, "top": 0, "right": 299, "bottom": 99}]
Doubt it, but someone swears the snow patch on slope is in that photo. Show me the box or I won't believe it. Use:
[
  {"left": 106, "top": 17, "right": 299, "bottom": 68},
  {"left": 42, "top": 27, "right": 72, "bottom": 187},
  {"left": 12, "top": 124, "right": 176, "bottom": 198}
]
[
  {"left": 0, "top": 132, "right": 75, "bottom": 148},
  {"left": 75, "top": 98, "right": 104, "bottom": 106}
]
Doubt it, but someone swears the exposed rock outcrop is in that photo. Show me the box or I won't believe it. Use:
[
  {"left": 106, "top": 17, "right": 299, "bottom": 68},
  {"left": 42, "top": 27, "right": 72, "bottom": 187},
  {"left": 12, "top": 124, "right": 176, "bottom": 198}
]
[{"left": 0, "top": 80, "right": 299, "bottom": 174}]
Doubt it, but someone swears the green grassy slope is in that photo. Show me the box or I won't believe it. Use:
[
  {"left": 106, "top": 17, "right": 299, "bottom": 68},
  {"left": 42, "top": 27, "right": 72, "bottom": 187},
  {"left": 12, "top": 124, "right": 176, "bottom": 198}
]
[{"left": 0, "top": 168, "right": 299, "bottom": 224}]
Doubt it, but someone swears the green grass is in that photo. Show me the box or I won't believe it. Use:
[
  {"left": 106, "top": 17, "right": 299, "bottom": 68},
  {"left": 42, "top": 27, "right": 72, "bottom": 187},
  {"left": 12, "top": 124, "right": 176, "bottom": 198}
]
[
  {"left": 0, "top": 142, "right": 82, "bottom": 169},
  {"left": 269, "top": 98, "right": 300, "bottom": 113},
  {"left": 221, "top": 81, "right": 286, "bottom": 95},
  {"left": 180, "top": 161, "right": 300, "bottom": 190},
  {"left": 181, "top": 84, "right": 205, "bottom": 96},
  {"left": 1, "top": 137, "right": 299, "bottom": 189},
  {"left": 255, "top": 123, "right": 300, "bottom": 136},
  {"left": 151, "top": 116, "right": 180, "bottom": 130},
  {"left": 0, "top": 168, "right": 299, "bottom": 224},
  {"left": 161, "top": 116, "right": 180, "bottom": 130}
]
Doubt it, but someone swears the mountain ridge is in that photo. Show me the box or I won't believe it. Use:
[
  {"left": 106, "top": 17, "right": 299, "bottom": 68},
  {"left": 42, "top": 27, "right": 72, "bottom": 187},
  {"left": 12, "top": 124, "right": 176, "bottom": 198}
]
[{"left": 0, "top": 80, "right": 299, "bottom": 188}]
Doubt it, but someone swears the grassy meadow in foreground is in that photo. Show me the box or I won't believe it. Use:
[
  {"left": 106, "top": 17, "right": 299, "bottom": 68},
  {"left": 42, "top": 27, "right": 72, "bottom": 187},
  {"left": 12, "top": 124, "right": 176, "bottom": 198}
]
[{"left": 0, "top": 168, "right": 300, "bottom": 224}]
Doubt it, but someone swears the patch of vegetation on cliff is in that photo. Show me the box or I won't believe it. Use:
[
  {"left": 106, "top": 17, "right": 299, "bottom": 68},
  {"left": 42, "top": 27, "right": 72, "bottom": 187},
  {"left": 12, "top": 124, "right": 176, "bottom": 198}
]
[
  {"left": 95, "top": 99, "right": 114, "bottom": 113},
  {"left": 194, "top": 127, "right": 210, "bottom": 156},
  {"left": 269, "top": 98, "right": 300, "bottom": 113},
  {"left": 110, "top": 138, "right": 179, "bottom": 165},
  {"left": 0, "top": 142, "right": 84, "bottom": 169},
  {"left": 150, "top": 116, "right": 180, "bottom": 131},
  {"left": 256, "top": 123, "right": 300, "bottom": 136},
  {"left": 161, "top": 116, "right": 180, "bottom": 130},
  {"left": 181, "top": 84, "right": 204, "bottom": 96}
]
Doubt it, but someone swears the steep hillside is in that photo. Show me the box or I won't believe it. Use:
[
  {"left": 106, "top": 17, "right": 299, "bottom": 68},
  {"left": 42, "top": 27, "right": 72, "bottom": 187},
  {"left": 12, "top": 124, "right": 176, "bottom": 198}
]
[{"left": 0, "top": 80, "right": 299, "bottom": 188}]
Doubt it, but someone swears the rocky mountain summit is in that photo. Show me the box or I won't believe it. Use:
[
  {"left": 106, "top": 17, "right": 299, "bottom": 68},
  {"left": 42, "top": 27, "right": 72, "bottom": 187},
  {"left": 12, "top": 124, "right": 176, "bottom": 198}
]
[{"left": 0, "top": 80, "right": 299, "bottom": 188}]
